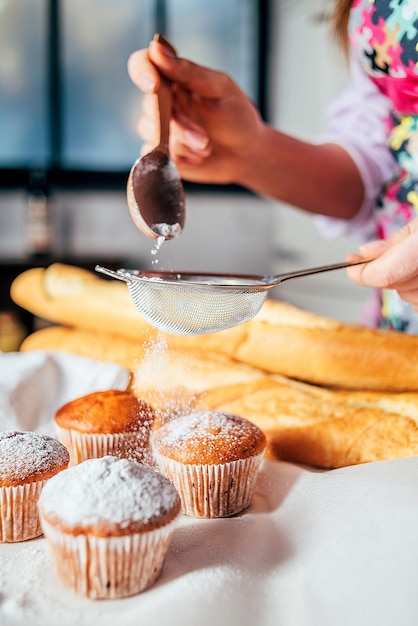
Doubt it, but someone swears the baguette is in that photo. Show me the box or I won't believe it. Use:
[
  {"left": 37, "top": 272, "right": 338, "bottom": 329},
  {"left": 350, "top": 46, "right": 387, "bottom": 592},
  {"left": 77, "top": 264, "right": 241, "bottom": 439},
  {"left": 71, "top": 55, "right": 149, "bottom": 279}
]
[
  {"left": 20, "top": 324, "right": 272, "bottom": 427},
  {"left": 11, "top": 263, "right": 418, "bottom": 391},
  {"left": 20, "top": 325, "right": 148, "bottom": 369},
  {"left": 10, "top": 264, "right": 156, "bottom": 340},
  {"left": 19, "top": 325, "right": 418, "bottom": 469},
  {"left": 20, "top": 325, "right": 270, "bottom": 392},
  {"left": 168, "top": 299, "right": 418, "bottom": 392},
  {"left": 193, "top": 378, "right": 418, "bottom": 468}
]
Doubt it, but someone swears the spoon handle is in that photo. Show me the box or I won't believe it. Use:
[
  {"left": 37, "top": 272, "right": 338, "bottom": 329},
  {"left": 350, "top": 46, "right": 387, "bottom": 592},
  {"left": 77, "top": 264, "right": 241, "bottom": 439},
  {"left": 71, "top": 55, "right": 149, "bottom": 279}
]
[
  {"left": 153, "top": 35, "right": 177, "bottom": 152},
  {"left": 156, "top": 76, "right": 172, "bottom": 151}
]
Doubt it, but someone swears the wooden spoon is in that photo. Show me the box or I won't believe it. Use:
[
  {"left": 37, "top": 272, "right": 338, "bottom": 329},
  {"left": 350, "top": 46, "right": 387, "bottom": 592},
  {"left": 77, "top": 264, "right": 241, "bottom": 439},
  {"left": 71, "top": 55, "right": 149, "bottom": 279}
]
[{"left": 127, "top": 36, "right": 185, "bottom": 241}]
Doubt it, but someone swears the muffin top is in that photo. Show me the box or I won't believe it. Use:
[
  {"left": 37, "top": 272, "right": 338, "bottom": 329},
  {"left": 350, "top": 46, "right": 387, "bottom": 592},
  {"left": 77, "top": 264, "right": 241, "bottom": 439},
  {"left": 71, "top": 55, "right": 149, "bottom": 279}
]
[
  {"left": 152, "top": 410, "right": 266, "bottom": 465},
  {"left": 38, "top": 456, "right": 181, "bottom": 536},
  {"left": 55, "top": 389, "right": 155, "bottom": 434},
  {"left": 0, "top": 431, "right": 70, "bottom": 487}
]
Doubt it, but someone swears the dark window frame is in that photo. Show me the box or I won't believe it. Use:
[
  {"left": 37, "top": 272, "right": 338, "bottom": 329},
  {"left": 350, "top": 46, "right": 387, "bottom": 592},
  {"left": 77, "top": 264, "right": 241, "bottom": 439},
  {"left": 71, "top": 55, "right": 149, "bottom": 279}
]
[{"left": 0, "top": 0, "right": 271, "bottom": 194}]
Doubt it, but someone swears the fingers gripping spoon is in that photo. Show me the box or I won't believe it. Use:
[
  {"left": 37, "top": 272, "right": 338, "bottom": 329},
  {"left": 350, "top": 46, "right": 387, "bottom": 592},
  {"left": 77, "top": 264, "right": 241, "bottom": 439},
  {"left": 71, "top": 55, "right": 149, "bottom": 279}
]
[{"left": 127, "top": 35, "right": 185, "bottom": 241}]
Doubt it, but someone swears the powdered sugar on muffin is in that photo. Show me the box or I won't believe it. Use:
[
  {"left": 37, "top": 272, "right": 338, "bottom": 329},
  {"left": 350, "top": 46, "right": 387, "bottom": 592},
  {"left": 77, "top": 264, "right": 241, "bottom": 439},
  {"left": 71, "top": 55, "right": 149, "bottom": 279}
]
[
  {"left": 152, "top": 411, "right": 266, "bottom": 518},
  {"left": 153, "top": 410, "right": 266, "bottom": 464},
  {"left": 39, "top": 455, "right": 180, "bottom": 534},
  {"left": 0, "top": 431, "right": 69, "bottom": 486},
  {"left": 38, "top": 456, "right": 181, "bottom": 599},
  {"left": 0, "top": 430, "right": 69, "bottom": 542}
]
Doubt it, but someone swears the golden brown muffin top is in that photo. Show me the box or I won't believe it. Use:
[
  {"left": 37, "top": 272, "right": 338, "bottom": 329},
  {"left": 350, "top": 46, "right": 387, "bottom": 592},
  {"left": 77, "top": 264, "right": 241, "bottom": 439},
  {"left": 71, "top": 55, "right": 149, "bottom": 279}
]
[
  {"left": 38, "top": 456, "right": 181, "bottom": 536},
  {"left": 0, "top": 431, "right": 69, "bottom": 487},
  {"left": 153, "top": 410, "right": 266, "bottom": 465},
  {"left": 55, "top": 389, "right": 155, "bottom": 434}
]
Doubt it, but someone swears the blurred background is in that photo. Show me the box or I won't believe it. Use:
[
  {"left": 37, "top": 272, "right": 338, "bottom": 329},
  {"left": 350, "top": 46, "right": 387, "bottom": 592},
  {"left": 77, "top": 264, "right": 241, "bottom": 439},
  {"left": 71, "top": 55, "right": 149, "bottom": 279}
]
[{"left": 0, "top": 0, "right": 369, "bottom": 349}]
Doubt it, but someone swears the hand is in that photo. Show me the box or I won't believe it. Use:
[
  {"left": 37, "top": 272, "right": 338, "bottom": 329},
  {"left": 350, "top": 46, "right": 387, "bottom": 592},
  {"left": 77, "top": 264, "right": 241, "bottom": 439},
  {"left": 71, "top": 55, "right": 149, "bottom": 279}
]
[
  {"left": 346, "top": 217, "right": 418, "bottom": 311},
  {"left": 127, "top": 35, "right": 363, "bottom": 217},
  {"left": 127, "top": 35, "right": 265, "bottom": 186}
]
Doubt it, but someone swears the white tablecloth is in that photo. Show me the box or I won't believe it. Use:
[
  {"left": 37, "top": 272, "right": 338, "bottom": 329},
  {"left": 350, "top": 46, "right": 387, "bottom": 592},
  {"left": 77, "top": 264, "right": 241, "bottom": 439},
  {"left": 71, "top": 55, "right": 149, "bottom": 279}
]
[{"left": 1, "top": 351, "right": 418, "bottom": 626}]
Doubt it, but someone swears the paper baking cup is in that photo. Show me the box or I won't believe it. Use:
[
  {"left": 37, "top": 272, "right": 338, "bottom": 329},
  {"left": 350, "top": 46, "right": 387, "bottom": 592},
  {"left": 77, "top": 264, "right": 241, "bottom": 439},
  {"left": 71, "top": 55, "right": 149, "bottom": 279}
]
[
  {"left": 0, "top": 480, "right": 45, "bottom": 542},
  {"left": 56, "top": 427, "right": 150, "bottom": 466},
  {"left": 154, "top": 452, "right": 264, "bottom": 518},
  {"left": 40, "top": 516, "right": 177, "bottom": 599}
]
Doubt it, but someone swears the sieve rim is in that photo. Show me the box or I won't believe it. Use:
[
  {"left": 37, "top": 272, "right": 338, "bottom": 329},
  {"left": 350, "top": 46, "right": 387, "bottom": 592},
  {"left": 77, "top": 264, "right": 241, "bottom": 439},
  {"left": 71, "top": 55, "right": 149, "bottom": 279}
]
[{"left": 116, "top": 268, "right": 272, "bottom": 292}]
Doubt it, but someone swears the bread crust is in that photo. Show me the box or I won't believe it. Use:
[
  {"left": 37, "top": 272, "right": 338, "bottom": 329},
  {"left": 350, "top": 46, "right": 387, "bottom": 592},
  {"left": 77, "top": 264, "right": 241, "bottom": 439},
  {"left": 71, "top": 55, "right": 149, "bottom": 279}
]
[
  {"left": 193, "top": 378, "right": 418, "bottom": 468},
  {"left": 11, "top": 263, "right": 418, "bottom": 469},
  {"left": 12, "top": 264, "right": 418, "bottom": 391},
  {"left": 20, "top": 325, "right": 269, "bottom": 391},
  {"left": 11, "top": 264, "right": 155, "bottom": 340},
  {"left": 21, "top": 325, "right": 148, "bottom": 369},
  {"left": 20, "top": 325, "right": 271, "bottom": 424},
  {"left": 16, "top": 323, "right": 418, "bottom": 470}
]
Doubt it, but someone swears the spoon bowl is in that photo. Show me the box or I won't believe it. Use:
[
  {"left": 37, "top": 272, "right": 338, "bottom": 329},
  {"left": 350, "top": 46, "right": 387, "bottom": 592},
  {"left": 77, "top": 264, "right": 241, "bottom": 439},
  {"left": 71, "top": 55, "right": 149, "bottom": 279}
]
[
  {"left": 127, "top": 147, "right": 185, "bottom": 240},
  {"left": 127, "top": 39, "right": 185, "bottom": 241}
]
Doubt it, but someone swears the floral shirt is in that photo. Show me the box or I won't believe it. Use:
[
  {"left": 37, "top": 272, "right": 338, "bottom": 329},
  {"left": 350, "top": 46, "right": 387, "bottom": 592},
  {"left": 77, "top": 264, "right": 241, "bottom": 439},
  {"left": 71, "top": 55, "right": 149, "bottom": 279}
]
[{"left": 318, "top": 0, "right": 418, "bottom": 332}]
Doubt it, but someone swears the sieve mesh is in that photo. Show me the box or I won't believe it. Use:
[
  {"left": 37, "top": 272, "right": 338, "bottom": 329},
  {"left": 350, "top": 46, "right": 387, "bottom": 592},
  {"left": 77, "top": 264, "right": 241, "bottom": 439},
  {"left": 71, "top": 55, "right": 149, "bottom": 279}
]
[{"left": 127, "top": 280, "right": 267, "bottom": 335}]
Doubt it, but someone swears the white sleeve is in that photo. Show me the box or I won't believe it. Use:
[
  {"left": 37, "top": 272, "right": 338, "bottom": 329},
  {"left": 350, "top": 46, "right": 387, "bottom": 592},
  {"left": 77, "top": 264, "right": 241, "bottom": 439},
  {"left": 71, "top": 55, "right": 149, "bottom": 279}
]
[{"left": 314, "top": 57, "right": 398, "bottom": 241}]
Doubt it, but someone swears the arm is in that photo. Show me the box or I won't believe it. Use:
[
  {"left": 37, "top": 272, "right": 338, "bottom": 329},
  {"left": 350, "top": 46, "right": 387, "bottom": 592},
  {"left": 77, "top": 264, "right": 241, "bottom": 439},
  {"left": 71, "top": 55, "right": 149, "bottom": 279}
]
[{"left": 128, "top": 37, "right": 364, "bottom": 220}]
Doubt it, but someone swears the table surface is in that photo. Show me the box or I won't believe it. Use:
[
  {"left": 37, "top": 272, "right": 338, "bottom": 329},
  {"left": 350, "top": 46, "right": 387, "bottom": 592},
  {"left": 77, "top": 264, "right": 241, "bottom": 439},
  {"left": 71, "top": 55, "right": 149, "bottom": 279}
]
[{"left": 1, "top": 351, "right": 418, "bottom": 626}]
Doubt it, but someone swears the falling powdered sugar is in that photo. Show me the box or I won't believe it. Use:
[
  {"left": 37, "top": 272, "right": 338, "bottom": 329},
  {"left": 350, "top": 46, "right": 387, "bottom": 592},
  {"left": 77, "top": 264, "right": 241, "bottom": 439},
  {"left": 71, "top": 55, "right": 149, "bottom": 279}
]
[
  {"left": 137, "top": 332, "right": 170, "bottom": 388},
  {"left": 151, "top": 235, "right": 166, "bottom": 264},
  {"left": 134, "top": 333, "right": 197, "bottom": 424},
  {"left": 150, "top": 226, "right": 181, "bottom": 266}
]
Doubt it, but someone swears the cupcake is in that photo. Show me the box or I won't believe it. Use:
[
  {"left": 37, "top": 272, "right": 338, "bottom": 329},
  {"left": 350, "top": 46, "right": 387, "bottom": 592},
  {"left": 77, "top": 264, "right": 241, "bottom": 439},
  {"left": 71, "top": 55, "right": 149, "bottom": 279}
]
[
  {"left": 54, "top": 389, "right": 155, "bottom": 466},
  {"left": 152, "top": 410, "right": 266, "bottom": 518},
  {"left": 0, "top": 430, "right": 69, "bottom": 542},
  {"left": 38, "top": 455, "right": 181, "bottom": 599}
]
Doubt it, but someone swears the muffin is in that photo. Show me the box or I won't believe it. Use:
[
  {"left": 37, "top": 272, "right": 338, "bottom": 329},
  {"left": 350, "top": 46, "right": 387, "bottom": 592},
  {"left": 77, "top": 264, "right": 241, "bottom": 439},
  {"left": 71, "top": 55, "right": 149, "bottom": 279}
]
[
  {"left": 54, "top": 389, "right": 155, "bottom": 466},
  {"left": 152, "top": 410, "right": 266, "bottom": 518},
  {"left": 38, "top": 455, "right": 181, "bottom": 599},
  {"left": 0, "top": 430, "right": 70, "bottom": 542}
]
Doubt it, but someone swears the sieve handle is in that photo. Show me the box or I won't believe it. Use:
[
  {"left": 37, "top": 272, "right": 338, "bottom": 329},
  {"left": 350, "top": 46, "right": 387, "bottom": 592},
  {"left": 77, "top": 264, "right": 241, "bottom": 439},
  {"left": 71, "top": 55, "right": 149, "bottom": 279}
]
[{"left": 269, "top": 259, "right": 368, "bottom": 286}]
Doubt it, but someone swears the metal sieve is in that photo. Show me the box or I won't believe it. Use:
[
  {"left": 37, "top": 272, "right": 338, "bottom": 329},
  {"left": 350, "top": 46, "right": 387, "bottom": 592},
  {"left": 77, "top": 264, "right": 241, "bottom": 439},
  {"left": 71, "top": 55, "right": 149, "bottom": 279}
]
[{"left": 95, "top": 260, "right": 366, "bottom": 336}]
